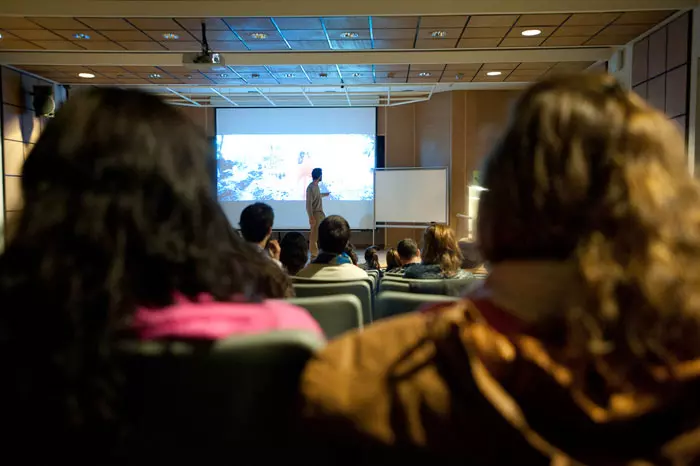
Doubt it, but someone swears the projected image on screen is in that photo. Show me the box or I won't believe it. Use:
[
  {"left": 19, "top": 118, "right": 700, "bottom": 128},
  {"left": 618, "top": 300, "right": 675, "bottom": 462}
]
[
  {"left": 217, "top": 134, "right": 375, "bottom": 202},
  {"left": 216, "top": 107, "right": 377, "bottom": 230}
]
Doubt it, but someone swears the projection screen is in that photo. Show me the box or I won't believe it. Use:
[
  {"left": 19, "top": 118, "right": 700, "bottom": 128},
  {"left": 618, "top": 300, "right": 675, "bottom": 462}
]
[{"left": 216, "top": 108, "right": 376, "bottom": 230}]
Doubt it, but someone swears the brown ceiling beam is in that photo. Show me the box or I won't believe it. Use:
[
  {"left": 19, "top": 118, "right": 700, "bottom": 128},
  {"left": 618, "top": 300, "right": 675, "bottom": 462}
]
[
  {"left": 0, "top": 0, "right": 694, "bottom": 17},
  {"left": 0, "top": 48, "right": 613, "bottom": 66}
]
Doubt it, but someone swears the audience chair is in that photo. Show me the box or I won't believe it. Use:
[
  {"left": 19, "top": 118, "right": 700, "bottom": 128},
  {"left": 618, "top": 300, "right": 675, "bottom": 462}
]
[
  {"left": 288, "top": 294, "right": 363, "bottom": 339},
  {"left": 119, "top": 330, "right": 325, "bottom": 464},
  {"left": 379, "top": 278, "right": 411, "bottom": 293},
  {"left": 293, "top": 280, "right": 373, "bottom": 324},
  {"left": 375, "top": 291, "right": 459, "bottom": 320},
  {"left": 292, "top": 275, "right": 375, "bottom": 294}
]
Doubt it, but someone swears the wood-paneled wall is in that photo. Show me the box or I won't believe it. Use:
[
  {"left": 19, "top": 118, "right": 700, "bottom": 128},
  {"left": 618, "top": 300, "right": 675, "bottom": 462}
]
[
  {"left": 632, "top": 12, "right": 690, "bottom": 140},
  {"left": 1, "top": 67, "right": 67, "bottom": 242}
]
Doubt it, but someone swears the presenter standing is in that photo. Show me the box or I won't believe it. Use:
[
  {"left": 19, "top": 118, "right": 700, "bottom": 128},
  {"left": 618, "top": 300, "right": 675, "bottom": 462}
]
[{"left": 306, "top": 167, "right": 330, "bottom": 260}]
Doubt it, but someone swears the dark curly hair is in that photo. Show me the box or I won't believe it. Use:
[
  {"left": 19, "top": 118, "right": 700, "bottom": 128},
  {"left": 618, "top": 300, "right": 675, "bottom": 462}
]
[
  {"left": 280, "top": 232, "right": 308, "bottom": 275},
  {"left": 0, "top": 88, "right": 290, "bottom": 463}
]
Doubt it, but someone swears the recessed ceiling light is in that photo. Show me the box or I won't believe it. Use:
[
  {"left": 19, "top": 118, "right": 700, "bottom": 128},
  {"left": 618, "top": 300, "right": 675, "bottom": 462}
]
[
  {"left": 149, "top": 73, "right": 161, "bottom": 79},
  {"left": 418, "top": 72, "right": 432, "bottom": 77},
  {"left": 351, "top": 72, "right": 361, "bottom": 77},
  {"left": 340, "top": 32, "right": 359, "bottom": 39},
  {"left": 521, "top": 29, "right": 542, "bottom": 37},
  {"left": 249, "top": 32, "right": 268, "bottom": 40},
  {"left": 319, "top": 72, "right": 328, "bottom": 78},
  {"left": 77, "top": 72, "right": 95, "bottom": 79},
  {"left": 284, "top": 73, "right": 295, "bottom": 78},
  {"left": 431, "top": 30, "right": 448, "bottom": 38},
  {"left": 0, "top": 33, "right": 3, "bottom": 40},
  {"left": 486, "top": 71, "right": 502, "bottom": 76},
  {"left": 184, "top": 74, "right": 192, "bottom": 79},
  {"left": 162, "top": 33, "right": 180, "bottom": 40},
  {"left": 251, "top": 73, "right": 260, "bottom": 79},
  {"left": 73, "top": 33, "right": 90, "bottom": 40},
  {"left": 219, "top": 73, "right": 229, "bottom": 78},
  {"left": 455, "top": 73, "right": 465, "bottom": 80}
]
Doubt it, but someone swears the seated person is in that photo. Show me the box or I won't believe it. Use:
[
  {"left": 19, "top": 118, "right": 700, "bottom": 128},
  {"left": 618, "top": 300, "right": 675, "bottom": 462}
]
[
  {"left": 239, "top": 202, "right": 281, "bottom": 266},
  {"left": 0, "top": 87, "right": 321, "bottom": 464},
  {"left": 403, "top": 225, "right": 471, "bottom": 279},
  {"left": 387, "top": 238, "right": 422, "bottom": 274},
  {"left": 384, "top": 248, "right": 402, "bottom": 272},
  {"left": 297, "top": 216, "right": 368, "bottom": 280},
  {"left": 458, "top": 238, "right": 488, "bottom": 276},
  {"left": 344, "top": 243, "right": 359, "bottom": 266},
  {"left": 361, "top": 246, "right": 381, "bottom": 271},
  {"left": 280, "top": 232, "right": 308, "bottom": 276}
]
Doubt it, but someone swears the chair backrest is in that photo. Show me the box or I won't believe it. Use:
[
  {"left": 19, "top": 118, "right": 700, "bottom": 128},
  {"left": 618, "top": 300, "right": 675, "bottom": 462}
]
[
  {"left": 379, "top": 278, "right": 411, "bottom": 293},
  {"left": 292, "top": 275, "right": 375, "bottom": 294},
  {"left": 288, "top": 294, "right": 363, "bottom": 339},
  {"left": 293, "top": 281, "right": 373, "bottom": 324},
  {"left": 375, "top": 291, "right": 459, "bottom": 320},
  {"left": 380, "top": 276, "right": 480, "bottom": 297},
  {"left": 120, "top": 330, "right": 324, "bottom": 464}
]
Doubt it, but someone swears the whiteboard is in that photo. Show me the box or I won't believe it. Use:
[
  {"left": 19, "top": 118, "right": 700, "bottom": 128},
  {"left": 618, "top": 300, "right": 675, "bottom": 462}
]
[{"left": 375, "top": 168, "right": 448, "bottom": 224}]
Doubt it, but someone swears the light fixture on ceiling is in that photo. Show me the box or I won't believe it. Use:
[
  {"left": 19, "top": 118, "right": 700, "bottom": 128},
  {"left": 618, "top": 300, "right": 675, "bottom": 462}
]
[
  {"left": 418, "top": 72, "right": 432, "bottom": 77},
  {"left": 319, "top": 72, "right": 328, "bottom": 78},
  {"left": 249, "top": 32, "right": 268, "bottom": 40},
  {"left": 77, "top": 72, "right": 95, "bottom": 79},
  {"left": 162, "top": 32, "right": 180, "bottom": 40},
  {"left": 340, "top": 32, "right": 359, "bottom": 39},
  {"left": 149, "top": 73, "right": 162, "bottom": 79},
  {"left": 351, "top": 72, "right": 361, "bottom": 77},
  {"left": 521, "top": 29, "right": 542, "bottom": 37},
  {"left": 73, "top": 33, "right": 90, "bottom": 40},
  {"left": 431, "top": 30, "right": 448, "bottom": 38},
  {"left": 284, "top": 73, "right": 295, "bottom": 78},
  {"left": 219, "top": 73, "right": 229, "bottom": 78},
  {"left": 0, "top": 33, "right": 3, "bottom": 39},
  {"left": 486, "top": 71, "right": 502, "bottom": 76},
  {"left": 251, "top": 73, "right": 260, "bottom": 79},
  {"left": 455, "top": 73, "right": 465, "bottom": 80},
  {"left": 184, "top": 74, "right": 193, "bottom": 79}
]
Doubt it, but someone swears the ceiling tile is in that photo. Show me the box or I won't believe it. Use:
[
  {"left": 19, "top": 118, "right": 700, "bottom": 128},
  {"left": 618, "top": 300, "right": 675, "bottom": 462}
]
[
  {"left": 0, "top": 18, "right": 42, "bottom": 29},
  {"left": 32, "top": 40, "right": 86, "bottom": 50},
  {"left": 375, "top": 71, "right": 408, "bottom": 79},
  {"left": 462, "top": 26, "right": 509, "bottom": 38},
  {"left": 280, "top": 29, "right": 328, "bottom": 40},
  {"left": 0, "top": 39, "right": 42, "bottom": 50},
  {"left": 160, "top": 41, "right": 202, "bottom": 51},
  {"left": 584, "top": 35, "right": 635, "bottom": 46},
  {"left": 415, "top": 39, "right": 457, "bottom": 48},
  {"left": 305, "top": 70, "right": 340, "bottom": 79},
  {"left": 507, "top": 26, "right": 556, "bottom": 38},
  {"left": 301, "top": 64, "right": 337, "bottom": 72},
  {"left": 274, "top": 77, "right": 312, "bottom": 84},
  {"left": 326, "top": 29, "right": 371, "bottom": 40},
  {"left": 410, "top": 64, "right": 446, "bottom": 71},
  {"left": 417, "top": 27, "right": 463, "bottom": 39},
  {"left": 231, "top": 65, "right": 270, "bottom": 73},
  {"left": 274, "top": 17, "right": 322, "bottom": 29},
  {"left": 515, "top": 62, "right": 553, "bottom": 70},
  {"left": 408, "top": 77, "right": 439, "bottom": 83},
  {"left": 420, "top": 15, "right": 469, "bottom": 28},
  {"left": 98, "top": 71, "right": 135, "bottom": 79},
  {"left": 615, "top": 11, "right": 672, "bottom": 25},
  {"left": 457, "top": 38, "right": 500, "bottom": 48},
  {"left": 441, "top": 72, "right": 477, "bottom": 82},
  {"left": 330, "top": 39, "right": 372, "bottom": 49},
  {"left": 552, "top": 25, "right": 603, "bottom": 36},
  {"left": 499, "top": 37, "right": 544, "bottom": 47},
  {"left": 5, "top": 29, "right": 63, "bottom": 40},
  {"left": 78, "top": 18, "right": 133, "bottom": 30},
  {"left": 483, "top": 63, "right": 519, "bottom": 70},
  {"left": 550, "top": 61, "right": 594, "bottom": 70},
  {"left": 188, "top": 29, "right": 239, "bottom": 40},
  {"left": 177, "top": 18, "right": 229, "bottom": 30},
  {"left": 238, "top": 30, "right": 283, "bottom": 41},
  {"left": 79, "top": 41, "right": 126, "bottom": 50},
  {"left": 377, "top": 77, "right": 411, "bottom": 84},
  {"left": 467, "top": 15, "right": 518, "bottom": 28},
  {"left": 372, "top": 16, "right": 419, "bottom": 29},
  {"left": 29, "top": 17, "right": 86, "bottom": 29},
  {"left": 408, "top": 70, "right": 440, "bottom": 78},
  {"left": 224, "top": 17, "right": 275, "bottom": 30},
  {"left": 445, "top": 64, "right": 481, "bottom": 71},
  {"left": 505, "top": 75, "right": 536, "bottom": 82},
  {"left": 374, "top": 39, "right": 414, "bottom": 49},
  {"left": 373, "top": 28, "right": 416, "bottom": 40},
  {"left": 517, "top": 14, "right": 569, "bottom": 27},
  {"left": 118, "top": 41, "right": 167, "bottom": 50},
  {"left": 542, "top": 36, "right": 588, "bottom": 46},
  {"left": 87, "top": 66, "right": 129, "bottom": 73},
  {"left": 245, "top": 40, "right": 289, "bottom": 50},
  {"left": 338, "top": 64, "right": 373, "bottom": 72},
  {"left": 145, "top": 30, "right": 198, "bottom": 41},
  {"left": 242, "top": 77, "right": 279, "bottom": 85},
  {"left": 564, "top": 13, "right": 620, "bottom": 26},
  {"left": 128, "top": 18, "right": 184, "bottom": 30},
  {"left": 597, "top": 24, "right": 651, "bottom": 36},
  {"left": 267, "top": 65, "right": 303, "bottom": 73},
  {"left": 100, "top": 30, "right": 152, "bottom": 41},
  {"left": 209, "top": 40, "right": 247, "bottom": 51},
  {"left": 288, "top": 40, "right": 331, "bottom": 50},
  {"left": 122, "top": 66, "right": 162, "bottom": 73},
  {"left": 508, "top": 70, "right": 546, "bottom": 78},
  {"left": 323, "top": 17, "right": 369, "bottom": 29},
  {"left": 375, "top": 64, "right": 410, "bottom": 72},
  {"left": 53, "top": 30, "right": 109, "bottom": 41},
  {"left": 472, "top": 73, "right": 506, "bottom": 82}
]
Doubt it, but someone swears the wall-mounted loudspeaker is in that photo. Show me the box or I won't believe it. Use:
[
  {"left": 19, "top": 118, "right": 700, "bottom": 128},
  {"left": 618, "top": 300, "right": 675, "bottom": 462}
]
[{"left": 33, "top": 85, "right": 56, "bottom": 118}]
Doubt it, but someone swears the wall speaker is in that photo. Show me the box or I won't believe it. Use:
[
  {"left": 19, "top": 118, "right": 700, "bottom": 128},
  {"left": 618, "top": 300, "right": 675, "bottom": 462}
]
[{"left": 33, "top": 85, "right": 56, "bottom": 117}]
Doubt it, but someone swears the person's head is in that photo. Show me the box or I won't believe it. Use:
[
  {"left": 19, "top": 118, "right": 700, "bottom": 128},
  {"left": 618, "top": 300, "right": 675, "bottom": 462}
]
[
  {"left": 364, "top": 246, "right": 380, "bottom": 270},
  {"left": 318, "top": 215, "right": 350, "bottom": 254},
  {"left": 344, "top": 243, "right": 359, "bottom": 265},
  {"left": 239, "top": 202, "right": 274, "bottom": 245},
  {"left": 478, "top": 73, "right": 700, "bottom": 387},
  {"left": 397, "top": 238, "right": 421, "bottom": 265},
  {"left": 458, "top": 239, "right": 484, "bottom": 270},
  {"left": 311, "top": 167, "right": 322, "bottom": 182},
  {"left": 0, "top": 87, "right": 290, "bottom": 459},
  {"left": 421, "top": 224, "right": 463, "bottom": 277},
  {"left": 386, "top": 248, "right": 402, "bottom": 271},
  {"left": 279, "top": 232, "right": 308, "bottom": 275}
]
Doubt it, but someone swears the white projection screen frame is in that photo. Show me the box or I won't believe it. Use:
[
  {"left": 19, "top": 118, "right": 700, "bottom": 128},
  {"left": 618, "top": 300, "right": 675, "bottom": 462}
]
[
  {"left": 216, "top": 107, "right": 377, "bottom": 230},
  {"left": 374, "top": 168, "right": 449, "bottom": 224}
]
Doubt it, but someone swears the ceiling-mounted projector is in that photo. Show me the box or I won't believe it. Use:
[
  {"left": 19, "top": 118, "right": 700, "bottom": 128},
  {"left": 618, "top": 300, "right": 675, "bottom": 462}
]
[{"left": 182, "top": 22, "right": 224, "bottom": 70}]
